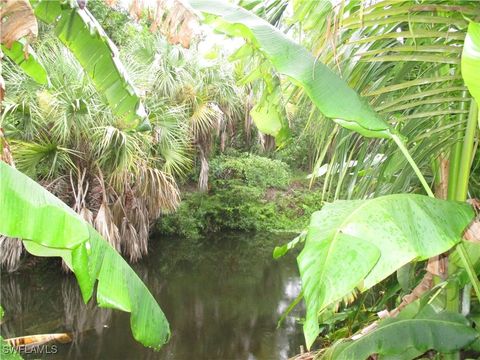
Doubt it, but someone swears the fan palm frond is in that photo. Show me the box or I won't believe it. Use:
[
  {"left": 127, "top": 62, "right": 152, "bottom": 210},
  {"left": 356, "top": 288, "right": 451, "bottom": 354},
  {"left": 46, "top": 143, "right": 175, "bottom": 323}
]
[{"left": 292, "top": 0, "right": 479, "bottom": 200}]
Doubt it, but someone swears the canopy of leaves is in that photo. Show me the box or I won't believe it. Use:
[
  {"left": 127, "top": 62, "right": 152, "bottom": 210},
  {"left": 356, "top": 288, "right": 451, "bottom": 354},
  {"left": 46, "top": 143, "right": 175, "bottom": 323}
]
[{"left": 189, "top": 0, "right": 392, "bottom": 141}]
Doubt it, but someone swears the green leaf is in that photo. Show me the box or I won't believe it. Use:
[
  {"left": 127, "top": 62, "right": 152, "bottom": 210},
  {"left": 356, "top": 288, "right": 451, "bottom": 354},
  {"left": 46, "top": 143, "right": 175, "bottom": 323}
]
[
  {"left": 462, "top": 21, "right": 480, "bottom": 104},
  {"left": 298, "top": 194, "right": 474, "bottom": 348},
  {"left": 33, "top": 0, "right": 146, "bottom": 129},
  {"left": 0, "top": 336, "right": 23, "bottom": 360},
  {"left": 189, "top": 0, "right": 392, "bottom": 139},
  {"left": 322, "top": 304, "right": 478, "bottom": 360},
  {"left": 273, "top": 230, "right": 306, "bottom": 259},
  {"left": 2, "top": 40, "right": 48, "bottom": 84},
  {"left": 250, "top": 86, "right": 290, "bottom": 144},
  {"left": 0, "top": 162, "right": 169, "bottom": 350}
]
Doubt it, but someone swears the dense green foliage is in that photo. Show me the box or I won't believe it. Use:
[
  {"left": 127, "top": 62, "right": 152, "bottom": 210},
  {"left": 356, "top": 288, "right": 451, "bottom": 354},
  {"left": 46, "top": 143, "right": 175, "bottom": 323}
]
[
  {"left": 191, "top": 1, "right": 480, "bottom": 358},
  {"left": 158, "top": 154, "right": 323, "bottom": 238},
  {"left": 2, "top": 0, "right": 480, "bottom": 359},
  {"left": 298, "top": 194, "right": 474, "bottom": 347},
  {"left": 210, "top": 153, "right": 290, "bottom": 189}
]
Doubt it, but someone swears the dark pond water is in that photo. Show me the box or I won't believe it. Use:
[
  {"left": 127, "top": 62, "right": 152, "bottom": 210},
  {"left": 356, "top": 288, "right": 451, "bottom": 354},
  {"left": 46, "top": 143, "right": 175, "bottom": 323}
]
[{"left": 1, "top": 232, "right": 305, "bottom": 360}]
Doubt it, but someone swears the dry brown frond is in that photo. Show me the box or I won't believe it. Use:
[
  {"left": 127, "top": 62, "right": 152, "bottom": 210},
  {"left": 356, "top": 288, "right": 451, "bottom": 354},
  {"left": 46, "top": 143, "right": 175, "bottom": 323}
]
[
  {"left": 0, "top": 236, "right": 23, "bottom": 272},
  {"left": 0, "top": 0, "right": 38, "bottom": 48},
  {"left": 94, "top": 201, "right": 121, "bottom": 252},
  {"left": 149, "top": 0, "right": 198, "bottom": 48}
]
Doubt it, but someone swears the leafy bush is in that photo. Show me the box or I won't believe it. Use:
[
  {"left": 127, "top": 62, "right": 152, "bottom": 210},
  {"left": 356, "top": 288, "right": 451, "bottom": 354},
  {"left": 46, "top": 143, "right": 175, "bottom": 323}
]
[
  {"left": 210, "top": 153, "right": 291, "bottom": 189},
  {"left": 156, "top": 181, "right": 324, "bottom": 239}
]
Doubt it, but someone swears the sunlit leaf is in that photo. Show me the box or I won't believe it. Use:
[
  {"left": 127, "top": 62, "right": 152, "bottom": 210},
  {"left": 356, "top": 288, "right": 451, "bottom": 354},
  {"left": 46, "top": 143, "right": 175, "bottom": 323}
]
[{"left": 0, "top": 162, "right": 170, "bottom": 350}]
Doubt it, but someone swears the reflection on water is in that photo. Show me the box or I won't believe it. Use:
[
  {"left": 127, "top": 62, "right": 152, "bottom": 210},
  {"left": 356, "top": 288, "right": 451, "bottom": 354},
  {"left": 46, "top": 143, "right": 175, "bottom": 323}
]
[{"left": 1, "top": 232, "right": 304, "bottom": 359}]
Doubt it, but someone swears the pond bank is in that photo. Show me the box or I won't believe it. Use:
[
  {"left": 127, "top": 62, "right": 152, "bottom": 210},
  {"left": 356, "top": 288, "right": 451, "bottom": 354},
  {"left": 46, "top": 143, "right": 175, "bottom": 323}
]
[{"left": 156, "top": 154, "right": 323, "bottom": 239}]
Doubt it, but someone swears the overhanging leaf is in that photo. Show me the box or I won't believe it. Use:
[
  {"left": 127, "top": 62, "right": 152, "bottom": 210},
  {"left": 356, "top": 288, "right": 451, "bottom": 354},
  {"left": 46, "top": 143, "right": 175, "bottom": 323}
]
[
  {"left": 322, "top": 304, "right": 478, "bottom": 360},
  {"left": 298, "top": 194, "right": 474, "bottom": 348},
  {"left": 1, "top": 41, "right": 48, "bottom": 85},
  {"left": 0, "top": 162, "right": 170, "bottom": 350},
  {"left": 188, "top": 0, "right": 392, "bottom": 139},
  {"left": 33, "top": 0, "right": 147, "bottom": 129},
  {"left": 462, "top": 21, "right": 480, "bottom": 104}
]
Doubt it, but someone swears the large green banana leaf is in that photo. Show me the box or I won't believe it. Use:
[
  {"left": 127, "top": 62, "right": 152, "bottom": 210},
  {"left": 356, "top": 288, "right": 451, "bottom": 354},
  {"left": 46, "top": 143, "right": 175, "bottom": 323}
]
[
  {"left": 32, "top": 0, "right": 146, "bottom": 129},
  {"left": 298, "top": 194, "right": 474, "bottom": 348},
  {"left": 1, "top": 41, "right": 48, "bottom": 85},
  {"left": 322, "top": 303, "right": 478, "bottom": 360},
  {"left": 188, "top": 0, "right": 392, "bottom": 139},
  {"left": 462, "top": 21, "right": 480, "bottom": 104},
  {"left": 0, "top": 162, "right": 170, "bottom": 350}
]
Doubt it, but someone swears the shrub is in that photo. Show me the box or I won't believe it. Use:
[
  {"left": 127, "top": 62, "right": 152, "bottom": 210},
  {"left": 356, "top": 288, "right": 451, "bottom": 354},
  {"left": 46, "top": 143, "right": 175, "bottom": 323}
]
[{"left": 210, "top": 153, "right": 291, "bottom": 189}]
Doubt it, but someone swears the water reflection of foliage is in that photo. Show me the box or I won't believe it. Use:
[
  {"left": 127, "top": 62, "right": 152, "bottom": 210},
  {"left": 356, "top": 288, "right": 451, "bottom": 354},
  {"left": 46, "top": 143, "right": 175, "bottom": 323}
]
[
  {"left": 1, "top": 262, "right": 111, "bottom": 359},
  {"left": 1, "top": 233, "right": 305, "bottom": 359},
  {"left": 136, "top": 232, "right": 305, "bottom": 359}
]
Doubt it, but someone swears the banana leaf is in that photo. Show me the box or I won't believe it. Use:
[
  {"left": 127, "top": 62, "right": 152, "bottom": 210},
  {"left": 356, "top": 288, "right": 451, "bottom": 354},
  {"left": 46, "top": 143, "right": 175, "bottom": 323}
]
[
  {"left": 298, "top": 194, "right": 474, "bottom": 348},
  {"left": 462, "top": 21, "right": 480, "bottom": 104},
  {"left": 188, "top": 0, "right": 392, "bottom": 140},
  {"left": 32, "top": 0, "right": 147, "bottom": 129},
  {"left": 322, "top": 303, "right": 478, "bottom": 360},
  {"left": 1, "top": 40, "right": 48, "bottom": 85},
  {"left": 0, "top": 162, "right": 169, "bottom": 350}
]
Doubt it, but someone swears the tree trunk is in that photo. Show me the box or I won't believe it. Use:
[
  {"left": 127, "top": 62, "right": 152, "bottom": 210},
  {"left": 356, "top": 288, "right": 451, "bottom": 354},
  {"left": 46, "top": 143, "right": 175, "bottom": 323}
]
[{"left": 198, "top": 146, "right": 209, "bottom": 192}]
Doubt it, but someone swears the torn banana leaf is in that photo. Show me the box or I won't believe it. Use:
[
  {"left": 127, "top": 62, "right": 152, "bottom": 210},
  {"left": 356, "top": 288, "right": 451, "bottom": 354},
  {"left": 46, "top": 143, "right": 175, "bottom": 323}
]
[{"left": 33, "top": 0, "right": 147, "bottom": 129}]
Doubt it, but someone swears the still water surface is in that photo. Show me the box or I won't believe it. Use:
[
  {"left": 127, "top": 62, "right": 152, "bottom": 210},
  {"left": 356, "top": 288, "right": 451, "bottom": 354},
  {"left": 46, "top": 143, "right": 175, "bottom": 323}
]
[{"left": 1, "top": 232, "right": 304, "bottom": 359}]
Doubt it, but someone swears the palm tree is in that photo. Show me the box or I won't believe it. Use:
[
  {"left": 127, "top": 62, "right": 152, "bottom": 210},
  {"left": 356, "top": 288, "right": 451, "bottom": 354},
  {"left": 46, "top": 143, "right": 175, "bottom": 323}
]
[
  {"left": 291, "top": 0, "right": 479, "bottom": 201},
  {"left": 1, "top": 39, "right": 182, "bottom": 264}
]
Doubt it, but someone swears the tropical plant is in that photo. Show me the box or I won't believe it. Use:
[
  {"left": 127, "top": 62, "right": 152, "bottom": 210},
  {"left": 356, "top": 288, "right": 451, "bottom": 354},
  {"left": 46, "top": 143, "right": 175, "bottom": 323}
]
[
  {"left": 0, "top": 161, "right": 170, "bottom": 350},
  {"left": 0, "top": 0, "right": 175, "bottom": 352},
  {"left": 187, "top": 0, "right": 480, "bottom": 358},
  {"left": 0, "top": 0, "right": 189, "bottom": 270},
  {"left": 2, "top": 39, "right": 181, "bottom": 265}
]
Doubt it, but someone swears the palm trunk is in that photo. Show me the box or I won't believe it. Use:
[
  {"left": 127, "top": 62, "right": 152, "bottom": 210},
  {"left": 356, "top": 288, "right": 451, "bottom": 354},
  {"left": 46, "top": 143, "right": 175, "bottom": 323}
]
[{"left": 198, "top": 146, "right": 209, "bottom": 192}]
